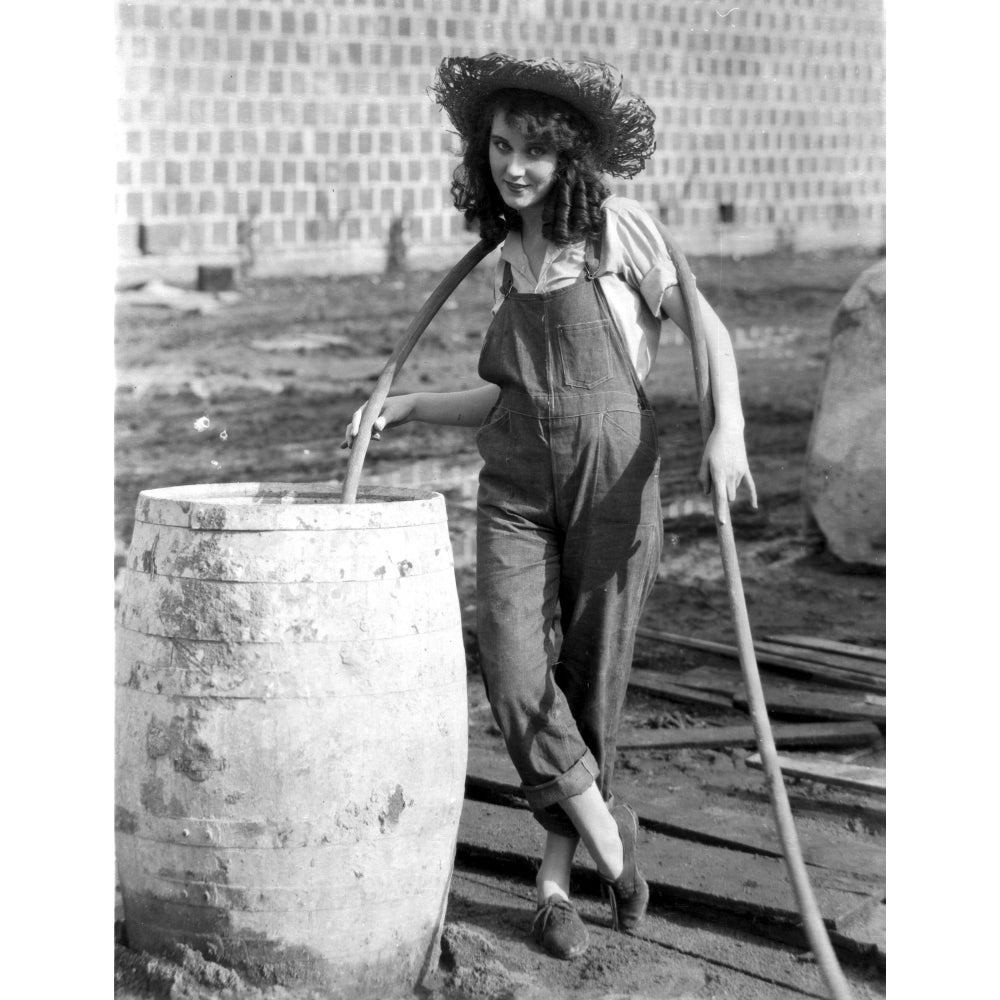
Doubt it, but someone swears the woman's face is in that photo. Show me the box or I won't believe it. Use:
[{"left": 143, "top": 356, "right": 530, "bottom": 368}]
[{"left": 488, "top": 111, "right": 558, "bottom": 217}]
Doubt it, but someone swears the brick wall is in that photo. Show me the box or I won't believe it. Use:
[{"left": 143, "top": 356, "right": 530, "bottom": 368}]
[{"left": 115, "top": 0, "right": 886, "bottom": 277}]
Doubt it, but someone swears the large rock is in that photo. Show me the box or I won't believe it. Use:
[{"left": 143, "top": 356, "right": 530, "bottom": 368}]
[{"left": 803, "top": 259, "right": 886, "bottom": 566}]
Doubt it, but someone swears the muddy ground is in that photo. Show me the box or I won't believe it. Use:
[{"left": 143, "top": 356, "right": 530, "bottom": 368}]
[{"left": 114, "top": 244, "right": 885, "bottom": 999}]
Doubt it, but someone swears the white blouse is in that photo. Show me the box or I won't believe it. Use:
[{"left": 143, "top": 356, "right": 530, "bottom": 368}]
[{"left": 492, "top": 196, "right": 680, "bottom": 382}]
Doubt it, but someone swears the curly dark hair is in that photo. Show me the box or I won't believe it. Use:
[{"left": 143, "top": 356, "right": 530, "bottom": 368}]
[{"left": 449, "top": 88, "right": 610, "bottom": 246}]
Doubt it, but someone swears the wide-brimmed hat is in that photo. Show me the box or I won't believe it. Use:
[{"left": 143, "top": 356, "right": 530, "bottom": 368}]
[{"left": 431, "top": 52, "right": 656, "bottom": 179}]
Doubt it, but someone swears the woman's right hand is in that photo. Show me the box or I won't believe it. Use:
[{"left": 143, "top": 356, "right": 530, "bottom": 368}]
[{"left": 341, "top": 394, "right": 417, "bottom": 450}]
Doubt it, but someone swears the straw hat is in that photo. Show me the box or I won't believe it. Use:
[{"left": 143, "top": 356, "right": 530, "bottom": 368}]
[{"left": 431, "top": 52, "right": 656, "bottom": 179}]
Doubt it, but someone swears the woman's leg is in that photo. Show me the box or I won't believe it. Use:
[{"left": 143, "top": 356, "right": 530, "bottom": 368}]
[
  {"left": 557, "top": 781, "right": 649, "bottom": 933},
  {"left": 536, "top": 831, "right": 579, "bottom": 903},
  {"left": 477, "top": 494, "right": 597, "bottom": 843},
  {"left": 535, "top": 786, "right": 624, "bottom": 902},
  {"left": 559, "top": 783, "right": 624, "bottom": 881}
]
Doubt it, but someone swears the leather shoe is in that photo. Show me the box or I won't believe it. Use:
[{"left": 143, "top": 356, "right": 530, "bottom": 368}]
[
  {"left": 530, "top": 895, "right": 590, "bottom": 959},
  {"left": 600, "top": 803, "right": 649, "bottom": 932}
]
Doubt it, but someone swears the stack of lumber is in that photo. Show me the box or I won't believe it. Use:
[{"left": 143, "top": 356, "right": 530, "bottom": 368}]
[
  {"left": 628, "top": 630, "right": 886, "bottom": 792},
  {"left": 629, "top": 663, "right": 885, "bottom": 726},
  {"left": 635, "top": 628, "right": 886, "bottom": 694}
]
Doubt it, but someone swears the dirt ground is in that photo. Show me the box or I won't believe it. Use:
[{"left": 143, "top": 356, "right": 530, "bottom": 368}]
[{"left": 114, "top": 244, "right": 885, "bottom": 999}]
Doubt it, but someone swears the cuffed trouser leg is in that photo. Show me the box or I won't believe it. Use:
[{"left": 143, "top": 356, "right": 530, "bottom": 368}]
[
  {"left": 555, "top": 518, "right": 663, "bottom": 806},
  {"left": 476, "top": 509, "right": 661, "bottom": 835},
  {"left": 477, "top": 500, "right": 599, "bottom": 837}
]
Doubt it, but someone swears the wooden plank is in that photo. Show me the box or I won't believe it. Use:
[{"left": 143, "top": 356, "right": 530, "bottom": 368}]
[
  {"left": 746, "top": 752, "right": 886, "bottom": 795},
  {"left": 465, "top": 744, "right": 886, "bottom": 885},
  {"left": 465, "top": 742, "right": 525, "bottom": 798},
  {"left": 450, "top": 869, "right": 882, "bottom": 990},
  {"left": 677, "top": 664, "right": 881, "bottom": 703},
  {"left": 635, "top": 627, "right": 885, "bottom": 692},
  {"left": 753, "top": 639, "right": 885, "bottom": 679},
  {"left": 628, "top": 668, "right": 735, "bottom": 707},
  {"left": 671, "top": 664, "right": 745, "bottom": 696},
  {"left": 617, "top": 720, "right": 881, "bottom": 752},
  {"left": 457, "top": 798, "right": 876, "bottom": 933},
  {"left": 734, "top": 688, "right": 886, "bottom": 725},
  {"left": 643, "top": 628, "right": 886, "bottom": 692},
  {"left": 632, "top": 664, "right": 887, "bottom": 725},
  {"left": 619, "top": 792, "right": 885, "bottom": 887},
  {"left": 829, "top": 896, "right": 886, "bottom": 964},
  {"left": 767, "top": 633, "right": 886, "bottom": 663},
  {"left": 450, "top": 868, "right": 880, "bottom": 990}
]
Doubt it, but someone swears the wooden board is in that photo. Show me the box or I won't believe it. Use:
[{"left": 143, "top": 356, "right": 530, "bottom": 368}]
[
  {"left": 753, "top": 639, "right": 886, "bottom": 679},
  {"left": 829, "top": 895, "right": 886, "bottom": 964},
  {"left": 632, "top": 664, "right": 887, "bottom": 725},
  {"left": 676, "top": 664, "right": 883, "bottom": 703},
  {"left": 746, "top": 752, "right": 886, "bottom": 795},
  {"left": 628, "top": 668, "right": 734, "bottom": 707},
  {"left": 766, "top": 633, "right": 886, "bottom": 663},
  {"left": 457, "top": 797, "right": 878, "bottom": 934},
  {"left": 465, "top": 744, "right": 886, "bottom": 885},
  {"left": 671, "top": 664, "right": 746, "bottom": 696},
  {"left": 450, "top": 867, "right": 882, "bottom": 991},
  {"left": 450, "top": 867, "right": 881, "bottom": 990},
  {"left": 734, "top": 688, "right": 886, "bottom": 725},
  {"left": 448, "top": 872, "right": 733, "bottom": 997},
  {"left": 616, "top": 720, "right": 881, "bottom": 752},
  {"left": 635, "top": 627, "right": 885, "bottom": 692},
  {"left": 618, "top": 791, "right": 886, "bottom": 887},
  {"left": 464, "top": 743, "right": 524, "bottom": 798}
]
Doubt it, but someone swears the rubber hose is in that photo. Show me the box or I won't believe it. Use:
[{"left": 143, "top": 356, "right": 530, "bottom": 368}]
[
  {"left": 342, "top": 235, "right": 500, "bottom": 504},
  {"left": 655, "top": 220, "right": 854, "bottom": 1000}
]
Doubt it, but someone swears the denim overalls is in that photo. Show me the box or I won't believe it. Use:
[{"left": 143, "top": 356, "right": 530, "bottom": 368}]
[{"left": 475, "top": 242, "right": 664, "bottom": 837}]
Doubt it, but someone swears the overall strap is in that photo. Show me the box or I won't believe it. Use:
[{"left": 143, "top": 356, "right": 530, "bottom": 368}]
[
  {"left": 500, "top": 260, "right": 515, "bottom": 298},
  {"left": 585, "top": 216, "right": 651, "bottom": 407},
  {"left": 591, "top": 271, "right": 654, "bottom": 410},
  {"left": 583, "top": 199, "right": 613, "bottom": 280},
  {"left": 582, "top": 236, "right": 601, "bottom": 281}
]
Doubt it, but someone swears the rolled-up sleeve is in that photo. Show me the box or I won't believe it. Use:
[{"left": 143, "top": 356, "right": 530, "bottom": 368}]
[
  {"left": 604, "top": 197, "right": 679, "bottom": 318},
  {"left": 638, "top": 261, "right": 680, "bottom": 319}
]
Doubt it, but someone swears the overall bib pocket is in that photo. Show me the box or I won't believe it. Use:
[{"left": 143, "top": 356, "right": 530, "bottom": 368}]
[{"left": 555, "top": 319, "right": 614, "bottom": 389}]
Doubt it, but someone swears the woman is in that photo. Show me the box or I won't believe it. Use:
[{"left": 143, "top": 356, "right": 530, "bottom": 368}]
[{"left": 346, "top": 53, "right": 756, "bottom": 960}]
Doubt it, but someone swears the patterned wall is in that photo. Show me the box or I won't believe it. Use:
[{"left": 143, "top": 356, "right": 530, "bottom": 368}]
[{"left": 115, "top": 0, "right": 885, "bottom": 274}]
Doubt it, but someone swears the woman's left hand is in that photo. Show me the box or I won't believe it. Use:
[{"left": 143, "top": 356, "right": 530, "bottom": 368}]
[{"left": 699, "top": 424, "right": 758, "bottom": 516}]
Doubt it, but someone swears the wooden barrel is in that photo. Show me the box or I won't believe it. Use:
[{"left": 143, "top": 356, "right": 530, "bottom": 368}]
[{"left": 115, "top": 483, "right": 469, "bottom": 996}]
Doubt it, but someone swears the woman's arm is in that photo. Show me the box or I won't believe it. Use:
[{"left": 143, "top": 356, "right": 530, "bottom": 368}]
[
  {"left": 659, "top": 284, "right": 757, "bottom": 508},
  {"left": 343, "top": 383, "right": 500, "bottom": 448},
  {"left": 410, "top": 384, "right": 501, "bottom": 426},
  {"left": 601, "top": 199, "right": 755, "bottom": 507}
]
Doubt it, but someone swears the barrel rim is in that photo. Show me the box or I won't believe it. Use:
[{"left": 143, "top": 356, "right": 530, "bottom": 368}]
[
  {"left": 137, "top": 482, "right": 442, "bottom": 505},
  {"left": 133, "top": 482, "right": 450, "bottom": 530}
]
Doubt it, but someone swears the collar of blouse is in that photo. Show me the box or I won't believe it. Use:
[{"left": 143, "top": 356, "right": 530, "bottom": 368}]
[{"left": 499, "top": 231, "right": 597, "bottom": 290}]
